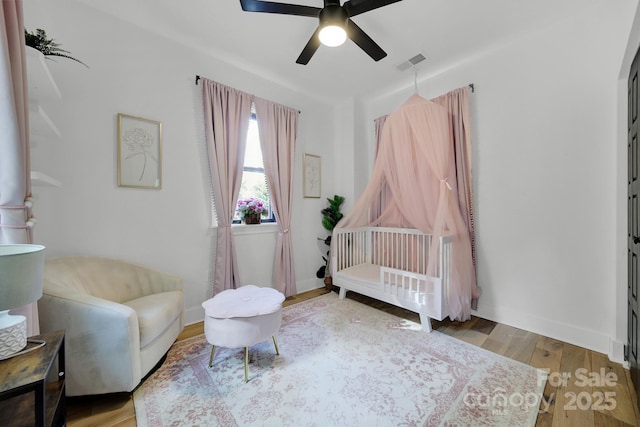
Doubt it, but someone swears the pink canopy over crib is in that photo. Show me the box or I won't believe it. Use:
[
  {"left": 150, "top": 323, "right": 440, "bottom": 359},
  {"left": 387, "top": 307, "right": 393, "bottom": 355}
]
[{"left": 332, "top": 94, "right": 480, "bottom": 321}]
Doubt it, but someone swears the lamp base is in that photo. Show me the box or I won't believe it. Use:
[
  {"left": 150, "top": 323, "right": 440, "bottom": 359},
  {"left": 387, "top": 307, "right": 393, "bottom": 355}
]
[{"left": 0, "top": 310, "right": 27, "bottom": 360}]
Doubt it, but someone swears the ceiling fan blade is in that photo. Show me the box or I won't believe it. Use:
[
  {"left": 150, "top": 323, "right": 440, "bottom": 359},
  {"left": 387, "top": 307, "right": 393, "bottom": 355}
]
[
  {"left": 343, "top": 0, "right": 403, "bottom": 18},
  {"left": 345, "top": 19, "right": 386, "bottom": 61},
  {"left": 296, "top": 27, "right": 322, "bottom": 65},
  {"left": 240, "top": 0, "right": 321, "bottom": 17}
]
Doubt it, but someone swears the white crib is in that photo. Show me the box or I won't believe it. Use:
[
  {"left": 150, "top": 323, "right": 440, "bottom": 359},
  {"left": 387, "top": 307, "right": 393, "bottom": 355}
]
[{"left": 332, "top": 227, "right": 452, "bottom": 332}]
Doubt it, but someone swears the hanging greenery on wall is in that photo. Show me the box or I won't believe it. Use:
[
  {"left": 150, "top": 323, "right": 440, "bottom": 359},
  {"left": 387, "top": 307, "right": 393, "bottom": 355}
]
[{"left": 25, "top": 28, "right": 89, "bottom": 68}]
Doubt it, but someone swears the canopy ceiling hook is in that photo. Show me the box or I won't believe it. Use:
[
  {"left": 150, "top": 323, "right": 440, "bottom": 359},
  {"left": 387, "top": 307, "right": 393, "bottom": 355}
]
[{"left": 413, "top": 66, "right": 419, "bottom": 94}]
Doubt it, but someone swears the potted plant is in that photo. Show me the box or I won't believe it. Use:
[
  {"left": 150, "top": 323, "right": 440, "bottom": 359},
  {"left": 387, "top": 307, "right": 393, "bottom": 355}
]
[
  {"left": 237, "top": 197, "right": 268, "bottom": 224},
  {"left": 316, "top": 194, "right": 345, "bottom": 290},
  {"left": 25, "top": 28, "right": 88, "bottom": 68}
]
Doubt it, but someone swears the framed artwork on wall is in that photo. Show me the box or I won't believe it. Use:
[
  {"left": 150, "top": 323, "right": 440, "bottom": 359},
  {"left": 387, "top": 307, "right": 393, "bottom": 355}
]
[
  {"left": 303, "top": 153, "right": 321, "bottom": 198},
  {"left": 117, "top": 113, "right": 162, "bottom": 189}
]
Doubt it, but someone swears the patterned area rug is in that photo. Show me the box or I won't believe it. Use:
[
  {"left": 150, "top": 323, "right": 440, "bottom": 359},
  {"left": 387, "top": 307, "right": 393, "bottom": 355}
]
[{"left": 134, "top": 293, "right": 545, "bottom": 426}]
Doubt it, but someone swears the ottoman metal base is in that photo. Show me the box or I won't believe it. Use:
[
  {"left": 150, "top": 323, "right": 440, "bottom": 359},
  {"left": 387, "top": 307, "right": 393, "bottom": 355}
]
[{"left": 208, "top": 335, "right": 280, "bottom": 383}]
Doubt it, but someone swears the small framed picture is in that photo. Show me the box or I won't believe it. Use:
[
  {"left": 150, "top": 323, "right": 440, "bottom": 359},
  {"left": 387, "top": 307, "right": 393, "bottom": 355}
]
[
  {"left": 117, "top": 113, "right": 162, "bottom": 189},
  {"left": 303, "top": 153, "right": 321, "bottom": 198}
]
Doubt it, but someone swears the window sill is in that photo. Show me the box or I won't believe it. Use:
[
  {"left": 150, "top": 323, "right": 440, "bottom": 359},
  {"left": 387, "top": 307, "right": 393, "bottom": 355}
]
[{"left": 209, "top": 223, "right": 279, "bottom": 236}]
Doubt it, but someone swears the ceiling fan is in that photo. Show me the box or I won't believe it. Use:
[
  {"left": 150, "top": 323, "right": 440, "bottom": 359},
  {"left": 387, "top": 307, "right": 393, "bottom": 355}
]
[{"left": 239, "top": 0, "right": 404, "bottom": 65}]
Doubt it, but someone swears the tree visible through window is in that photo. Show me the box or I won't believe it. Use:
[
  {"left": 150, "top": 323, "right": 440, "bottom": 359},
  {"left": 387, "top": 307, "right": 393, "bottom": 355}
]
[{"left": 234, "top": 116, "right": 275, "bottom": 223}]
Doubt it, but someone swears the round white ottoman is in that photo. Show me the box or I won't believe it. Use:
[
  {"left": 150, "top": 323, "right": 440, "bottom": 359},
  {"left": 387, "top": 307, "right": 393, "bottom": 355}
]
[{"left": 202, "top": 285, "right": 285, "bottom": 382}]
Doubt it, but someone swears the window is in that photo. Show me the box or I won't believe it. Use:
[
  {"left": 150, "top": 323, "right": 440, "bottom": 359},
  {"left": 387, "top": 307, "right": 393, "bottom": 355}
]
[{"left": 233, "top": 115, "right": 275, "bottom": 223}]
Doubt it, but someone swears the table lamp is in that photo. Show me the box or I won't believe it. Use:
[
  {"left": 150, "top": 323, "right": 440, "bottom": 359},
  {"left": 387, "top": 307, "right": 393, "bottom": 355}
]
[{"left": 0, "top": 244, "right": 46, "bottom": 360}]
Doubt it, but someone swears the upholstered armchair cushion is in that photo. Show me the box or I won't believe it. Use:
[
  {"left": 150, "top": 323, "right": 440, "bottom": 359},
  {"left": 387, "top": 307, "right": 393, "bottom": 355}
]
[{"left": 38, "top": 256, "right": 184, "bottom": 396}]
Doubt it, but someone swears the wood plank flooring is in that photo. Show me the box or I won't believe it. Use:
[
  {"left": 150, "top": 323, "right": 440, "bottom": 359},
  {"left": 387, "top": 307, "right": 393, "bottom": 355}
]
[{"left": 64, "top": 288, "right": 640, "bottom": 427}]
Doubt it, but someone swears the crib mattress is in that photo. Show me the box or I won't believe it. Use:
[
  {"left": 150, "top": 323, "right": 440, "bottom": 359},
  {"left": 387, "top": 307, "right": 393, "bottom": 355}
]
[{"left": 335, "top": 263, "right": 380, "bottom": 284}]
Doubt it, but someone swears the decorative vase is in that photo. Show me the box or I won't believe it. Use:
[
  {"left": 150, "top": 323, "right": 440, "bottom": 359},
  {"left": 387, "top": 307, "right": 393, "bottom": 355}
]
[{"left": 244, "top": 213, "right": 261, "bottom": 224}]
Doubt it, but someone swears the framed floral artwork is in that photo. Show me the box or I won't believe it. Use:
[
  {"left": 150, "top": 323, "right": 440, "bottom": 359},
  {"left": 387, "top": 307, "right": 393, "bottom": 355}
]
[
  {"left": 303, "top": 153, "right": 321, "bottom": 198},
  {"left": 117, "top": 113, "right": 162, "bottom": 189}
]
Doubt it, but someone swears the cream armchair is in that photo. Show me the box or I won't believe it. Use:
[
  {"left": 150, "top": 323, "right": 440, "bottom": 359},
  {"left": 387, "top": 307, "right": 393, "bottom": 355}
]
[{"left": 38, "top": 256, "right": 184, "bottom": 396}]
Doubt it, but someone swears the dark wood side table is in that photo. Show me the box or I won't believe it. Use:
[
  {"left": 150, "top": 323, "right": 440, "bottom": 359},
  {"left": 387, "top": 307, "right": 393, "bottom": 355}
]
[{"left": 0, "top": 330, "right": 66, "bottom": 427}]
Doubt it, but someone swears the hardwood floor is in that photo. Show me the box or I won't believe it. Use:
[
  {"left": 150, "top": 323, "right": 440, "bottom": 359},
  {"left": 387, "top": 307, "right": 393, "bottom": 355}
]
[{"left": 65, "top": 288, "right": 640, "bottom": 427}]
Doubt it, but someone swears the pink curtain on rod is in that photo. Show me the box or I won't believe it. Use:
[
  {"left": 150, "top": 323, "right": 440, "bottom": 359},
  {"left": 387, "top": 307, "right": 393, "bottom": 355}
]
[
  {"left": 0, "top": 0, "right": 39, "bottom": 334},
  {"left": 371, "top": 116, "right": 389, "bottom": 220},
  {"left": 201, "top": 78, "right": 253, "bottom": 294},
  {"left": 374, "top": 116, "right": 387, "bottom": 159},
  {"left": 254, "top": 97, "right": 298, "bottom": 296},
  {"left": 432, "top": 87, "right": 476, "bottom": 270}
]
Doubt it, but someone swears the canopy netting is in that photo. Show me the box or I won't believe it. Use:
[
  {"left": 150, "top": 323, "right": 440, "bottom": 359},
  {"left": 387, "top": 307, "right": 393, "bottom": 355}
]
[{"left": 332, "top": 94, "right": 479, "bottom": 321}]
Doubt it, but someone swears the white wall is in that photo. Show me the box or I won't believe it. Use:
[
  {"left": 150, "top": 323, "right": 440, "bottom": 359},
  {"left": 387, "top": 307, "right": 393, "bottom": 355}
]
[
  {"left": 24, "top": 0, "right": 336, "bottom": 325},
  {"left": 24, "top": 0, "right": 640, "bottom": 361},
  {"left": 359, "top": 1, "right": 637, "bottom": 360}
]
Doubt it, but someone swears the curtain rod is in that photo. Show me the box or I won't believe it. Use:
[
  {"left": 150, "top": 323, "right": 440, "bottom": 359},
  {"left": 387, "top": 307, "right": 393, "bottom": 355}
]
[
  {"left": 198, "top": 74, "right": 474, "bottom": 94},
  {"left": 199, "top": 74, "right": 474, "bottom": 94},
  {"left": 195, "top": 75, "right": 300, "bottom": 114}
]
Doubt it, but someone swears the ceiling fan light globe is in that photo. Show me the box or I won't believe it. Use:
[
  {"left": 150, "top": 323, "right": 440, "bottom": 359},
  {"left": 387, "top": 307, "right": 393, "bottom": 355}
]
[{"left": 319, "top": 25, "right": 347, "bottom": 47}]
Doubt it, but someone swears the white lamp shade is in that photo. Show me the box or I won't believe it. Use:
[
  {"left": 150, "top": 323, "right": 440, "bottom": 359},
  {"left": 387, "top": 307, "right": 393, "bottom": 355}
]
[
  {"left": 319, "top": 25, "right": 347, "bottom": 47},
  {"left": 0, "top": 244, "right": 45, "bottom": 359},
  {"left": 0, "top": 244, "right": 46, "bottom": 311}
]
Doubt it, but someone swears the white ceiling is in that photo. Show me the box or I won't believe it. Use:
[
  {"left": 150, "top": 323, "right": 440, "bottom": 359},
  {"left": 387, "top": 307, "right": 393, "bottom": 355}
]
[{"left": 79, "top": 0, "right": 589, "bottom": 103}]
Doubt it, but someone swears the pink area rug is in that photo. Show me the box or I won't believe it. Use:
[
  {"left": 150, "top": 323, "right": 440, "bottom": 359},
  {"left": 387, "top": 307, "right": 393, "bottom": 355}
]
[{"left": 134, "top": 293, "right": 544, "bottom": 426}]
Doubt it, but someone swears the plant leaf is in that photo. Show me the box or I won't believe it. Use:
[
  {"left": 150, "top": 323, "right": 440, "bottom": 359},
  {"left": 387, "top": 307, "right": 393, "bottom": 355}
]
[{"left": 25, "top": 28, "right": 89, "bottom": 68}]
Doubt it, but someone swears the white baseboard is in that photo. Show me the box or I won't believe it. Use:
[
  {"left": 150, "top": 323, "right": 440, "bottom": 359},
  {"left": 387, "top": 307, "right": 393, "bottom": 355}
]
[
  {"left": 296, "top": 278, "right": 325, "bottom": 294},
  {"left": 184, "top": 307, "right": 204, "bottom": 326},
  {"left": 475, "top": 304, "right": 617, "bottom": 363},
  {"left": 609, "top": 338, "right": 627, "bottom": 365}
]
